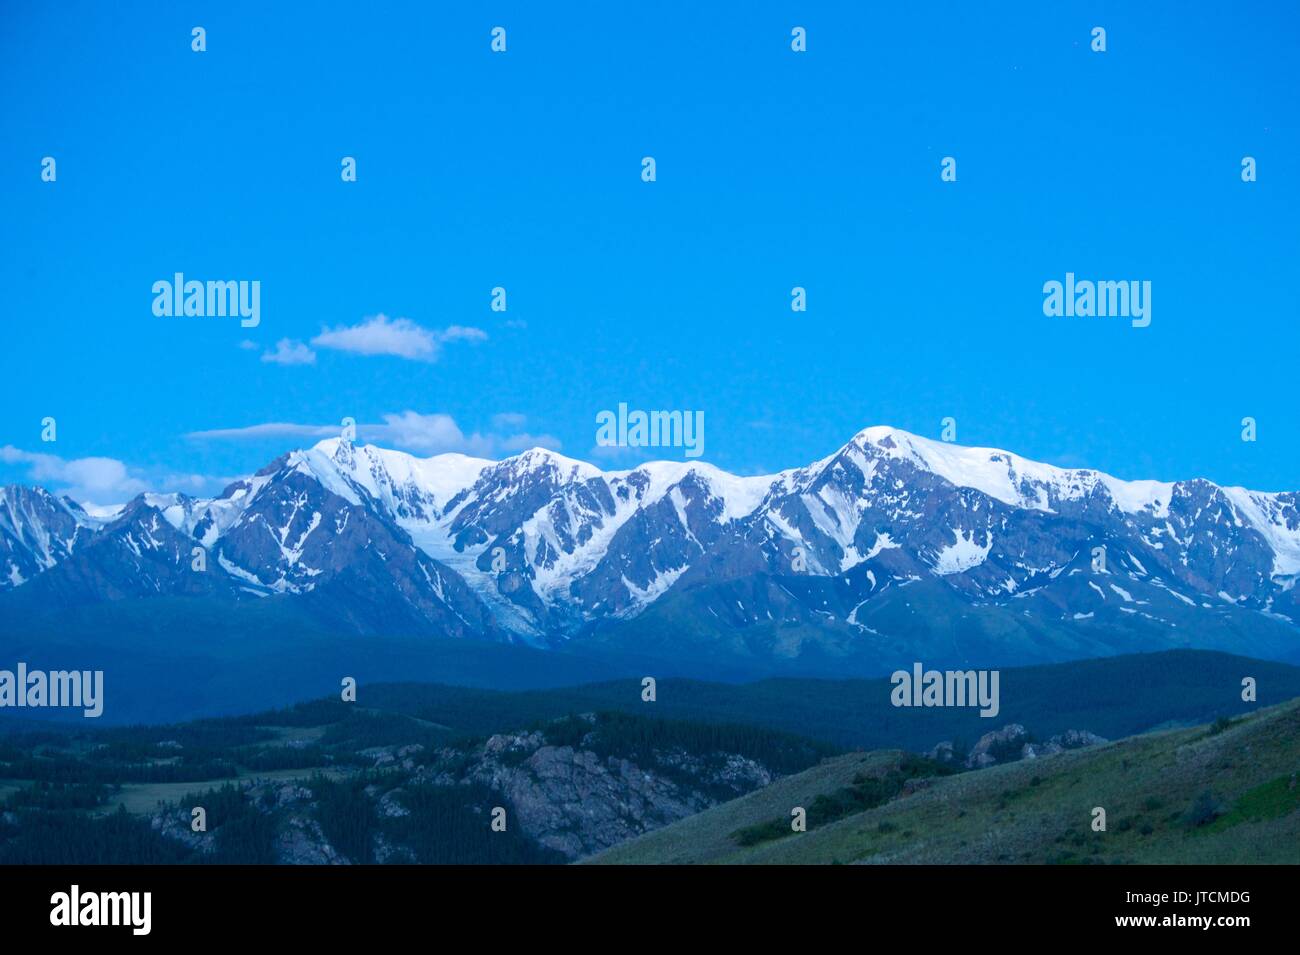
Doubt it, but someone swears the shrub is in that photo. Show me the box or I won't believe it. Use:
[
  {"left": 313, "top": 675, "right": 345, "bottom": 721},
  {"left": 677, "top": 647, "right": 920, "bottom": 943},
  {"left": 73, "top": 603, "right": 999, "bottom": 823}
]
[
  {"left": 731, "top": 817, "right": 792, "bottom": 847},
  {"left": 1183, "top": 790, "right": 1223, "bottom": 828}
]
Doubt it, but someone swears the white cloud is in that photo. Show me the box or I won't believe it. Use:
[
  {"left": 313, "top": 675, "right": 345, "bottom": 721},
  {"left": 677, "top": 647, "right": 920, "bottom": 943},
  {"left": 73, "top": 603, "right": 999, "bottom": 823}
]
[
  {"left": 261, "top": 339, "right": 317, "bottom": 365},
  {"left": 370, "top": 412, "right": 475, "bottom": 454},
  {"left": 438, "top": 325, "right": 489, "bottom": 344},
  {"left": 364, "top": 412, "right": 560, "bottom": 457},
  {"left": 310, "top": 314, "right": 487, "bottom": 362},
  {"left": 0, "top": 445, "right": 228, "bottom": 508},
  {"left": 4, "top": 410, "right": 560, "bottom": 507},
  {"left": 184, "top": 422, "right": 340, "bottom": 441},
  {"left": 491, "top": 412, "right": 528, "bottom": 429},
  {"left": 2, "top": 446, "right": 147, "bottom": 501},
  {"left": 186, "top": 412, "right": 560, "bottom": 458}
]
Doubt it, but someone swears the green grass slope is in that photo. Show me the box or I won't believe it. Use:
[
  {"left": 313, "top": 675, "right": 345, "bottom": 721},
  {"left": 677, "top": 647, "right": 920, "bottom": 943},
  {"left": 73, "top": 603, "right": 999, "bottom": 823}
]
[{"left": 587, "top": 696, "right": 1300, "bottom": 864}]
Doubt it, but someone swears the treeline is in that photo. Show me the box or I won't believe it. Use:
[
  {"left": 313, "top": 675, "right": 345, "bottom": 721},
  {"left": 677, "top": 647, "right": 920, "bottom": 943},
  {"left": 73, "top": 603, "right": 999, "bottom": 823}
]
[
  {"left": 1, "top": 785, "right": 277, "bottom": 864},
  {"left": 542, "top": 711, "right": 837, "bottom": 776},
  {"left": 232, "top": 698, "right": 352, "bottom": 728},
  {"left": 1, "top": 752, "right": 237, "bottom": 784},
  {"left": 237, "top": 744, "right": 337, "bottom": 772},
  {"left": 305, "top": 773, "right": 564, "bottom": 864},
  {"left": 318, "top": 711, "right": 448, "bottom": 751},
  {"left": 309, "top": 773, "right": 377, "bottom": 863},
  {"left": 382, "top": 782, "right": 565, "bottom": 865},
  {"left": 2, "top": 781, "right": 112, "bottom": 811},
  {"left": 96, "top": 720, "right": 272, "bottom": 751},
  {"left": 179, "top": 783, "right": 279, "bottom": 864},
  {"left": 0, "top": 806, "right": 190, "bottom": 864}
]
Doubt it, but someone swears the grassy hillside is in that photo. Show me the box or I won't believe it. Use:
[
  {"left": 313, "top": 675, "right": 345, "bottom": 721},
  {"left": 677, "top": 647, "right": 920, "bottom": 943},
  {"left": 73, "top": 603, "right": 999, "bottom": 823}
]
[{"left": 587, "top": 696, "right": 1300, "bottom": 864}]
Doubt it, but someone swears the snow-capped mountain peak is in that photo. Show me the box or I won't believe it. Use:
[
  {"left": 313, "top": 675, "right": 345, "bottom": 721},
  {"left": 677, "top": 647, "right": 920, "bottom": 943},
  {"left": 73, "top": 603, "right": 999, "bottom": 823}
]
[
  {"left": 844, "top": 425, "right": 1174, "bottom": 516},
  {"left": 3, "top": 428, "right": 1297, "bottom": 665},
  {"left": 1, "top": 485, "right": 96, "bottom": 586}
]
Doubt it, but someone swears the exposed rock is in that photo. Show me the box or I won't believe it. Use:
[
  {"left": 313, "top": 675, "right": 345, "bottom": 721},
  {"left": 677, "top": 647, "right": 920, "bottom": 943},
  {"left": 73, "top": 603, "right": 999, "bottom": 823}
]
[
  {"left": 7, "top": 427, "right": 1299, "bottom": 677},
  {"left": 136, "top": 712, "right": 808, "bottom": 865},
  {"left": 150, "top": 806, "right": 215, "bottom": 854},
  {"left": 956, "top": 724, "right": 1108, "bottom": 768},
  {"left": 270, "top": 782, "right": 313, "bottom": 807},
  {"left": 927, "top": 741, "right": 956, "bottom": 764},
  {"left": 1021, "top": 741, "right": 1061, "bottom": 759},
  {"left": 966, "top": 724, "right": 1028, "bottom": 768},
  {"left": 378, "top": 789, "right": 411, "bottom": 819},
  {"left": 1023, "top": 729, "right": 1108, "bottom": 759},
  {"left": 373, "top": 833, "right": 414, "bottom": 864},
  {"left": 405, "top": 719, "right": 780, "bottom": 860},
  {"left": 277, "top": 815, "right": 346, "bottom": 865}
]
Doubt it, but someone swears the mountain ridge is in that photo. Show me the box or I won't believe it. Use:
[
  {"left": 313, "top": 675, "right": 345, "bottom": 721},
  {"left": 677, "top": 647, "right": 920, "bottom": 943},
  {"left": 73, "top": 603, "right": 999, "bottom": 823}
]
[{"left": 3, "top": 426, "right": 1297, "bottom": 672}]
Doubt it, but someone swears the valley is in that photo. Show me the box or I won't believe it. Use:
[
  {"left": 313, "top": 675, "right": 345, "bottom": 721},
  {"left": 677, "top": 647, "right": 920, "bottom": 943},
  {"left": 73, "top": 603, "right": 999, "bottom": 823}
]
[{"left": 1, "top": 650, "right": 1296, "bottom": 865}]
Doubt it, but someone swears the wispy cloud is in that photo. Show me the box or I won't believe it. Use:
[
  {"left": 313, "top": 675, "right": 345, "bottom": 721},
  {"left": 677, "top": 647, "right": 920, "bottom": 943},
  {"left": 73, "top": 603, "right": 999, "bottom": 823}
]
[
  {"left": 261, "top": 339, "right": 316, "bottom": 365},
  {"left": 491, "top": 412, "right": 528, "bottom": 429},
  {"left": 310, "top": 315, "right": 487, "bottom": 362},
  {"left": 588, "top": 443, "right": 656, "bottom": 463},
  {"left": 185, "top": 411, "right": 559, "bottom": 458},
  {"left": 184, "top": 422, "right": 340, "bottom": 441}
]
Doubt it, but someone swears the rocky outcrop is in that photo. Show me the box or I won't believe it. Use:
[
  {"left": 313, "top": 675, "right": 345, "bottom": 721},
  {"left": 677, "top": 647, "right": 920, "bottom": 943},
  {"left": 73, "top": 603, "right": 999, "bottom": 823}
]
[
  {"left": 966, "top": 724, "right": 1029, "bottom": 768},
  {"left": 951, "top": 724, "right": 1108, "bottom": 768},
  {"left": 1022, "top": 729, "right": 1108, "bottom": 759},
  {"left": 277, "top": 815, "right": 347, "bottom": 865},
  {"left": 927, "top": 740, "right": 957, "bottom": 764},
  {"left": 414, "top": 716, "right": 775, "bottom": 860}
]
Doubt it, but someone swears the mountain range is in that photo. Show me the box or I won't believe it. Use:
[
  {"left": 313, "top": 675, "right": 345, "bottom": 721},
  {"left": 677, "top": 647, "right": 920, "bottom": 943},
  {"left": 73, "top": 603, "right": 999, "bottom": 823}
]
[{"left": 3, "top": 426, "right": 1298, "bottom": 679}]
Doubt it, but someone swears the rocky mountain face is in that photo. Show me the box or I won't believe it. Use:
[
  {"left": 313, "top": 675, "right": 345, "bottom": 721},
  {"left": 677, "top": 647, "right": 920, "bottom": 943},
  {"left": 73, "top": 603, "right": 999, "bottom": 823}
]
[
  {"left": 0, "top": 486, "right": 100, "bottom": 589},
  {"left": 411, "top": 715, "right": 778, "bottom": 860},
  {"left": 2, "top": 451, "right": 497, "bottom": 641},
  {"left": 3, "top": 426, "right": 1298, "bottom": 670},
  {"left": 145, "top": 711, "right": 805, "bottom": 864}
]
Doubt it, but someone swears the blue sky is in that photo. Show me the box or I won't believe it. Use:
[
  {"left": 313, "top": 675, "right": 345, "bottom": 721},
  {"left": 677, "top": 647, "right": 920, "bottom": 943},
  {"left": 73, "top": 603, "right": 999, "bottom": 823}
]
[{"left": 1, "top": 0, "right": 1297, "bottom": 505}]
